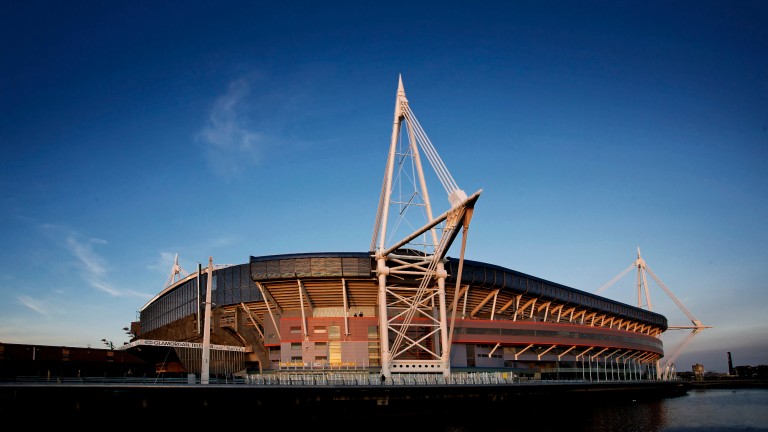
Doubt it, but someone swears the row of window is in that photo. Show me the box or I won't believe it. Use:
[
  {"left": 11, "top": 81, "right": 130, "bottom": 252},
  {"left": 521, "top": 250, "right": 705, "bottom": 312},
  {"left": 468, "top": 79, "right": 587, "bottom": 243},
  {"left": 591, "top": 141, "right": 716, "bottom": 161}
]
[
  {"left": 289, "top": 325, "right": 379, "bottom": 340},
  {"left": 141, "top": 264, "right": 265, "bottom": 333}
]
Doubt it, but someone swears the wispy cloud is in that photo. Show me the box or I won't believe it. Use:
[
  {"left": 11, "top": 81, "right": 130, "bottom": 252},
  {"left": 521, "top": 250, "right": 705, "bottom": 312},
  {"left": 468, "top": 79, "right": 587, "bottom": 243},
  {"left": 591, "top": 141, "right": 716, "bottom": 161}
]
[
  {"left": 147, "top": 251, "right": 177, "bottom": 274},
  {"left": 147, "top": 251, "right": 193, "bottom": 289},
  {"left": 17, "top": 295, "right": 49, "bottom": 317},
  {"left": 210, "top": 236, "right": 237, "bottom": 248},
  {"left": 197, "top": 78, "right": 264, "bottom": 178},
  {"left": 66, "top": 236, "right": 107, "bottom": 278},
  {"left": 38, "top": 224, "right": 124, "bottom": 297},
  {"left": 64, "top": 235, "right": 122, "bottom": 296}
]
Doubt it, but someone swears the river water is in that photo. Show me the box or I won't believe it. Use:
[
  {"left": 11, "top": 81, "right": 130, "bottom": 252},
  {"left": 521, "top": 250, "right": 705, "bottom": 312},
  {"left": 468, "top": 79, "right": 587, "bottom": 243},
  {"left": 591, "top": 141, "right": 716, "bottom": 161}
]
[
  {"left": 437, "top": 388, "right": 768, "bottom": 432},
  {"left": 3, "top": 382, "right": 765, "bottom": 430}
]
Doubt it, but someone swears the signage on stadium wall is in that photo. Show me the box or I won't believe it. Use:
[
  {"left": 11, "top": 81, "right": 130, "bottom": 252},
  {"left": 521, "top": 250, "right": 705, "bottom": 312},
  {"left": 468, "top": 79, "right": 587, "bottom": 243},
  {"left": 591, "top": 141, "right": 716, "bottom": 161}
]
[{"left": 121, "top": 339, "right": 246, "bottom": 352}]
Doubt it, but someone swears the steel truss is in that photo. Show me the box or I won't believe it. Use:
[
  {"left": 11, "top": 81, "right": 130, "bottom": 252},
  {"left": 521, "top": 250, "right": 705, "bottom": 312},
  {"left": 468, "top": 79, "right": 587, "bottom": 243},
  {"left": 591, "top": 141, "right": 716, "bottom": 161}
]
[{"left": 372, "top": 76, "right": 482, "bottom": 378}]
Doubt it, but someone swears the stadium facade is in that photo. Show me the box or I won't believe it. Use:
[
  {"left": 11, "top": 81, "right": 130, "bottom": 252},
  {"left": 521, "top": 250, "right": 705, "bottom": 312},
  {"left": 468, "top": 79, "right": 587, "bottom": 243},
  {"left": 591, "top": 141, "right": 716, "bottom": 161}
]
[{"left": 123, "top": 77, "right": 668, "bottom": 382}]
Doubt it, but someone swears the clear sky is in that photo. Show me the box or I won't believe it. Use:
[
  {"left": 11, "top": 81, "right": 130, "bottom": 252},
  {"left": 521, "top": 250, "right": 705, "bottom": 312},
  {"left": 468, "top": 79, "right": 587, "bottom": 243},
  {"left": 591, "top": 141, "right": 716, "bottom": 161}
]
[{"left": 1, "top": 1, "right": 766, "bottom": 373}]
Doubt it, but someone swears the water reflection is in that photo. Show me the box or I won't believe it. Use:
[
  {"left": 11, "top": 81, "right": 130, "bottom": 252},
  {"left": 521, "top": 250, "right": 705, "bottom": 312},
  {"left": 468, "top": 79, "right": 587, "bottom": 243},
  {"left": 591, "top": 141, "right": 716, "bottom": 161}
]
[{"left": 429, "top": 389, "right": 767, "bottom": 432}]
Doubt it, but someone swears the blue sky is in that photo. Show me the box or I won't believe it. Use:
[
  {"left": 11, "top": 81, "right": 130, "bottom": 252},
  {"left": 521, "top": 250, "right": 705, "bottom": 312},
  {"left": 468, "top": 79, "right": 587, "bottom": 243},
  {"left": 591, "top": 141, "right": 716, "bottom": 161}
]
[{"left": 1, "top": 1, "right": 766, "bottom": 373}]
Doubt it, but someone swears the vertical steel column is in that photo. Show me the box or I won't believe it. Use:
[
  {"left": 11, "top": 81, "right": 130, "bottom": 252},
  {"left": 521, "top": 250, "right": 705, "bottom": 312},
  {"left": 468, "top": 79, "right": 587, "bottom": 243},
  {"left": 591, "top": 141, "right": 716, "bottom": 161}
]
[
  {"left": 437, "top": 260, "right": 450, "bottom": 377},
  {"left": 201, "top": 257, "right": 213, "bottom": 385},
  {"left": 377, "top": 257, "right": 391, "bottom": 378}
]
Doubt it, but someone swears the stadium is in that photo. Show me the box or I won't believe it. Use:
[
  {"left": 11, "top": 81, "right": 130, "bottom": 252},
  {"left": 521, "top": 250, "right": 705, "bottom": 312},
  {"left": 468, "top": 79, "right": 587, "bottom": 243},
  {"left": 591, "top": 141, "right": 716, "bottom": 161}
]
[{"left": 122, "top": 77, "right": 668, "bottom": 383}]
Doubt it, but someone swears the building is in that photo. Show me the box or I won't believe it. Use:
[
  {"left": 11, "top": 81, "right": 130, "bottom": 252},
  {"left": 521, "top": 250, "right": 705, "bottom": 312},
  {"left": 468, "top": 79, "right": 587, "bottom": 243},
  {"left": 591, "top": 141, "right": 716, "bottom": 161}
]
[
  {"left": 0, "top": 342, "right": 152, "bottom": 380},
  {"left": 122, "top": 77, "right": 668, "bottom": 382}
]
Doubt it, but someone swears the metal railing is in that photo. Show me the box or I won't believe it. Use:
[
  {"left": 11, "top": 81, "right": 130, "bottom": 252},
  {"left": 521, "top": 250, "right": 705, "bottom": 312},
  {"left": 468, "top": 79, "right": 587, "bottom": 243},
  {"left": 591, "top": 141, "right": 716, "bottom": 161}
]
[{"left": 3, "top": 371, "right": 669, "bottom": 386}]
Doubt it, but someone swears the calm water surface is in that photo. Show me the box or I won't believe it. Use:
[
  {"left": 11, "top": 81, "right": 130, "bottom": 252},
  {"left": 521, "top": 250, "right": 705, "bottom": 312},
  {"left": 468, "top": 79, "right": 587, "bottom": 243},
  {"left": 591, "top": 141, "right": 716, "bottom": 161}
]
[{"left": 440, "top": 388, "right": 768, "bottom": 432}]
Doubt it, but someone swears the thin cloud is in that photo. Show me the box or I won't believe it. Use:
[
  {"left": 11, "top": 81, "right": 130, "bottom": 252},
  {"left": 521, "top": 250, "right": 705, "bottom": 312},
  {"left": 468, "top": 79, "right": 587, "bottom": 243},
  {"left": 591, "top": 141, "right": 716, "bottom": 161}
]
[
  {"left": 147, "top": 251, "right": 178, "bottom": 274},
  {"left": 147, "top": 251, "right": 192, "bottom": 289},
  {"left": 45, "top": 226, "right": 123, "bottom": 297},
  {"left": 66, "top": 236, "right": 108, "bottom": 278},
  {"left": 210, "top": 236, "right": 237, "bottom": 248},
  {"left": 17, "top": 295, "right": 49, "bottom": 317},
  {"left": 84, "top": 278, "right": 121, "bottom": 296},
  {"left": 197, "top": 78, "right": 264, "bottom": 178}
]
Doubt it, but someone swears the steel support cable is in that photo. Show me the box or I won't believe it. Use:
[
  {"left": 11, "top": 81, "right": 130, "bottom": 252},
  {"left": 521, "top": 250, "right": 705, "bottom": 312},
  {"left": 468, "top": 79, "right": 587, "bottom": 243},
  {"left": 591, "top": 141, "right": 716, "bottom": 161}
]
[
  {"left": 595, "top": 263, "right": 635, "bottom": 294},
  {"left": 401, "top": 106, "right": 450, "bottom": 189},
  {"left": 663, "top": 327, "right": 701, "bottom": 368},
  {"left": 401, "top": 105, "right": 459, "bottom": 254},
  {"left": 644, "top": 266, "right": 699, "bottom": 324},
  {"left": 402, "top": 105, "right": 460, "bottom": 195},
  {"left": 403, "top": 120, "right": 452, "bottom": 196},
  {"left": 408, "top": 123, "right": 455, "bottom": 194},
  {"left": 403, "top": 109, "right": 459, "bottom": 196}
]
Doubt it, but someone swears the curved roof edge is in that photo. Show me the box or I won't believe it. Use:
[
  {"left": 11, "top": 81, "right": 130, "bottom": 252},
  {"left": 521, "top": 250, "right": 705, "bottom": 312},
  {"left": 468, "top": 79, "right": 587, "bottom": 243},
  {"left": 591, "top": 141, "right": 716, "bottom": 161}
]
[
  {"left": 145, "top": 251, "right": 665, "bottom": 329},
  {"left": 250, "top": 251, "right": 371, "bottom": 262},
  {"left": 445, "top": 256, "right": 667, "bottom": 329}
]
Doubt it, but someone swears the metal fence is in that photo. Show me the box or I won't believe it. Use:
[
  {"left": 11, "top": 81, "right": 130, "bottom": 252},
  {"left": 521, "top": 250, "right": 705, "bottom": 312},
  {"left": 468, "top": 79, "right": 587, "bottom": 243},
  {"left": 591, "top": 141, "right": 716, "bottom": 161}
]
[{"left": 4, "top": 370, "right": 667, "bottom": 386}]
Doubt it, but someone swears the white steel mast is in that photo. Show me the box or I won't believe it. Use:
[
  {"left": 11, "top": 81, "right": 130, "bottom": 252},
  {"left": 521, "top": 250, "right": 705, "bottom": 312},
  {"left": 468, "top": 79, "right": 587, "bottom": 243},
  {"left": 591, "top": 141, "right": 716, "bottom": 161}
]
[
  {"left": 164, "top": 253, "right": 189, "bottom": 289},
  {"left": 372, "top": 76, "right": 482, "bottom": 378},
  {"left": 595, "top": 247, "right": 711, "bottom": 380}
]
